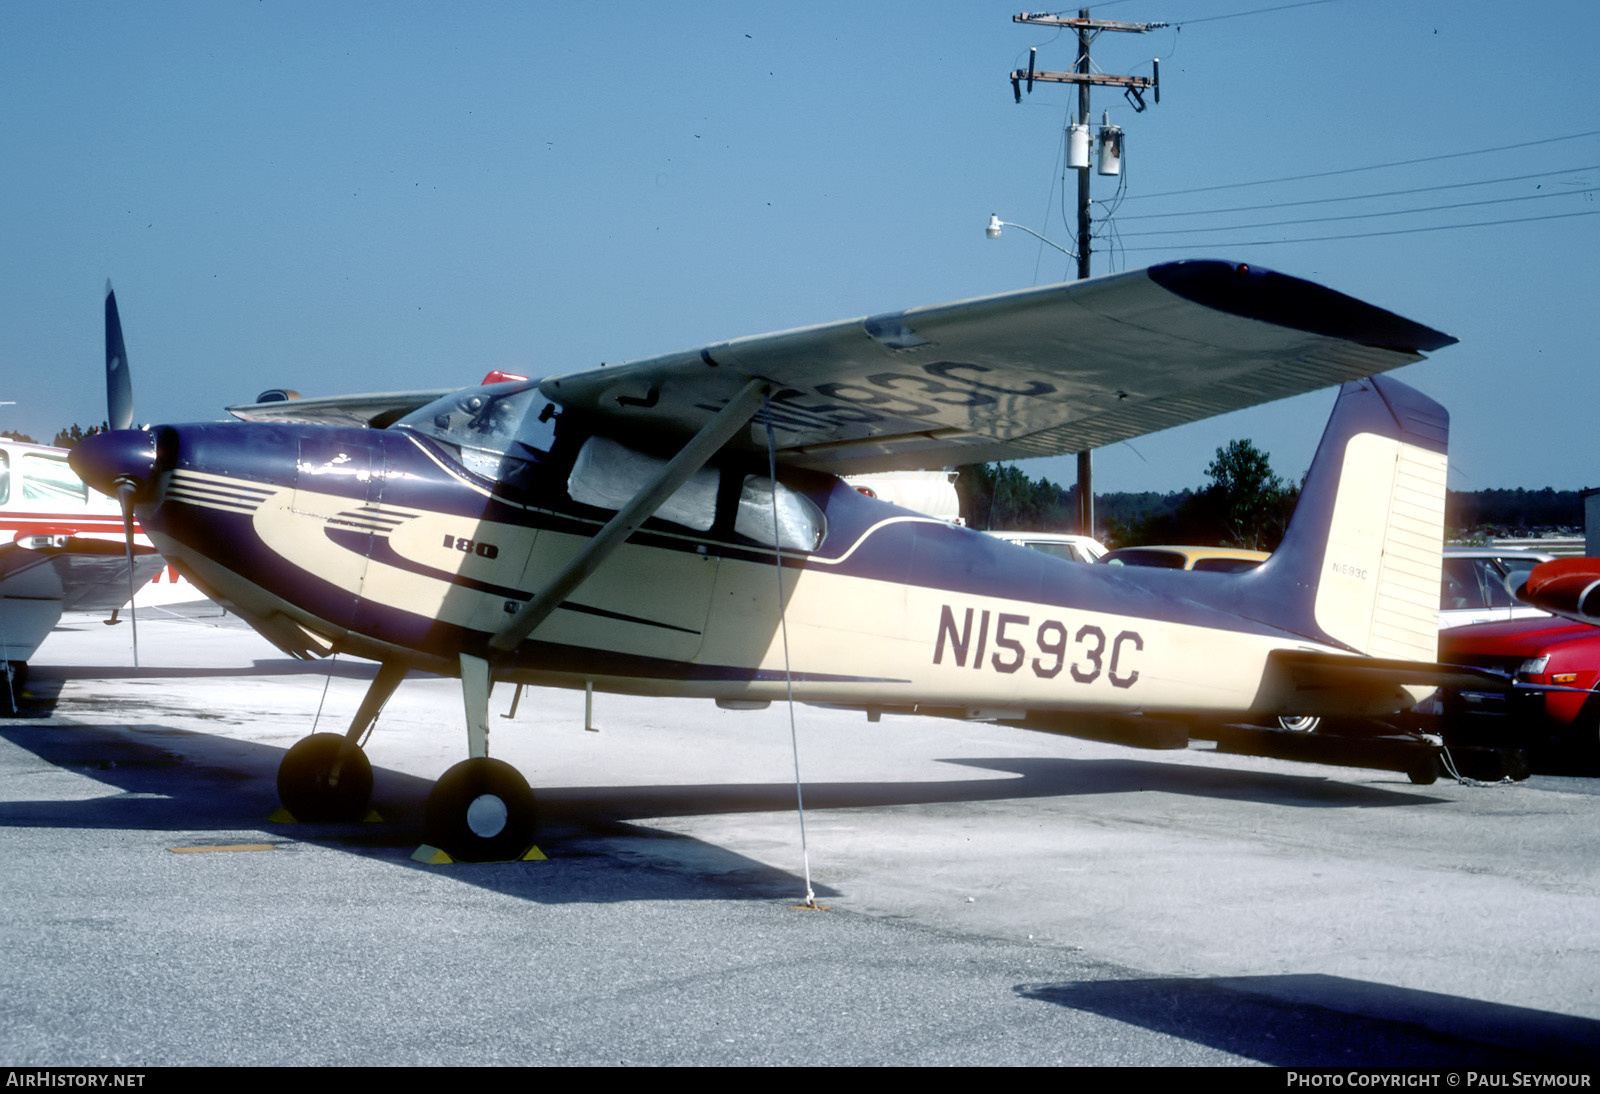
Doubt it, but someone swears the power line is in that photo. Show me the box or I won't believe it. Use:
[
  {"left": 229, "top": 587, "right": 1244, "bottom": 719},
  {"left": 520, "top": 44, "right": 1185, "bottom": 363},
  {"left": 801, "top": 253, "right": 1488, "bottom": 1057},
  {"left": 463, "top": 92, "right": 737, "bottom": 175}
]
[
  {"left": 1117, "top": 186, "right": 1596, "bottom": 238},
  {"left": 1114, "top": 164, "right": 1600, "bottom": 220},
  {"left": 1116, "top": 206, "right": 1600, "bottom": 250},
  {"left": 1170, "top": 0, "right": 1340, "bottom": 27},
  {"left": 1120, "top": 129, "right": 1600, "bottom": 201}
]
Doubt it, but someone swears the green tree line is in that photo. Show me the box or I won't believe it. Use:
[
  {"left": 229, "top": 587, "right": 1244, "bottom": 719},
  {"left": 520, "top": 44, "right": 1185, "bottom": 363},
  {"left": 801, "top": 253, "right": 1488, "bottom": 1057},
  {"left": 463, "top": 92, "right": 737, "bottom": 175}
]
[
  {"left": 1, "top": 423, "right": 106, "bottom": 449},
  {"left": 958, "top": 442, "right": 1586, "bottom": 547}
]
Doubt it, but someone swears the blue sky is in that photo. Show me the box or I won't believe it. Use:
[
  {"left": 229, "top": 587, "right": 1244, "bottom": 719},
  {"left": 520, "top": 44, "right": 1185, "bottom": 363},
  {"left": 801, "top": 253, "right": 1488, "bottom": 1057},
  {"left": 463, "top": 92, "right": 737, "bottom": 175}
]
[{"left": 2, "top": 0, "right": 1595, "bottom": 495}]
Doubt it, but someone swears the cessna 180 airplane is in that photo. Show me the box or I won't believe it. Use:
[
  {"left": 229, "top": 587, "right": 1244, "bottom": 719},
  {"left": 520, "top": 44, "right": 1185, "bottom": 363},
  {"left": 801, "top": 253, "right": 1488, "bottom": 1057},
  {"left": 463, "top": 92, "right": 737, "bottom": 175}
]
[{"left": 72, "top": 261, "right": 1464, "bottom": 860}]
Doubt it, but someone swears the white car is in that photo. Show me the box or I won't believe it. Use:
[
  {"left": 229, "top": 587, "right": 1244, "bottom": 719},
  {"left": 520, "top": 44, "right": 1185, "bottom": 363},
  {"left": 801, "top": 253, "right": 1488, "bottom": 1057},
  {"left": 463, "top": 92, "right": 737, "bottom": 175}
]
[
  {"left": 986, "top": 530, "right": 1107, "bottom": 564},
  {"left": 1439, "top": 547, "right": 1555, "bottom": 629}
]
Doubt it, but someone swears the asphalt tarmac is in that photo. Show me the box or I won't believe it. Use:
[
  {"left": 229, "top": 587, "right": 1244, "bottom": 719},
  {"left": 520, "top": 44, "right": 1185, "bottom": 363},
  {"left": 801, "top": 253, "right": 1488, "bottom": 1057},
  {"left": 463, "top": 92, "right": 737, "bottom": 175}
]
[{"left": 3, "top": 612, "right": 1598, "bottom": 1067}]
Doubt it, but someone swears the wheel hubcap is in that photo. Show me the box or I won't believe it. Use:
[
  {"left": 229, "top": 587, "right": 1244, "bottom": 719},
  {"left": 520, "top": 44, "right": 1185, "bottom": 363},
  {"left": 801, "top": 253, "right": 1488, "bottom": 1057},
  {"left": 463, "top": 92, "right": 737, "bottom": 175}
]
[{"left": 466, "top": 793, "right": 509, "bottom": 838}]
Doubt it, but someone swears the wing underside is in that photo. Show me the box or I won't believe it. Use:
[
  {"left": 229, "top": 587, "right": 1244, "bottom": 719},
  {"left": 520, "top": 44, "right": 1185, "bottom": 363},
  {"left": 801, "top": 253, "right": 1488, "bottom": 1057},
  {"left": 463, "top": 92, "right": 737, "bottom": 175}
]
[
  {"left": 226, "top": 390, "right": 454, "bottom": 429},
  {"left": 0, "top": 541, "right": 165, "bottom": 662},
  {"left": 540, "top": 260, "right": 1455, "bottom": 473}
]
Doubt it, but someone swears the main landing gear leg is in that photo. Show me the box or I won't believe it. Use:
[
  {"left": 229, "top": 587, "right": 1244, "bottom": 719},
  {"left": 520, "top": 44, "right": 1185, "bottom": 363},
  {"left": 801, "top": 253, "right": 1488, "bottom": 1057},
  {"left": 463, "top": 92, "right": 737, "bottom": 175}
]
[
  {"left": 277, "top": 661, "right": 407, "bottom": 822},
  {"left": 425, "top": 653, "right": 537, "bottom": 862},
  {"left": 424, "top": 380, "right": 770, "bottom": 861}
]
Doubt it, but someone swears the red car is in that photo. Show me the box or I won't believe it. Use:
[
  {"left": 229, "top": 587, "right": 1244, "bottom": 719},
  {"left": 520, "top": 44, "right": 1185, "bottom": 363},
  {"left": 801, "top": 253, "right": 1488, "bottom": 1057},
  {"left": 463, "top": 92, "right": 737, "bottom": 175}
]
[{"left": 1437, "top": 616, "right": 1600, "bottom": 767}]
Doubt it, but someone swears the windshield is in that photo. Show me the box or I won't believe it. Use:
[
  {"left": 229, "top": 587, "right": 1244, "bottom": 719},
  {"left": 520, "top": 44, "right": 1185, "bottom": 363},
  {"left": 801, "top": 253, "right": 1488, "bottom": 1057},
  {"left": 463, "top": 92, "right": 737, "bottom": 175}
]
[{"left": 395, "top": 381, "right": 560, "bottom": 478}]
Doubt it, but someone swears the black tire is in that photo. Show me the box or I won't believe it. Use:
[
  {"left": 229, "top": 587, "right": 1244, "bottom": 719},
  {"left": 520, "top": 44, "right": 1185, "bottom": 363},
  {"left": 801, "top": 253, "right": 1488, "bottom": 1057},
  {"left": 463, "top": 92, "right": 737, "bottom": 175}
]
[
  {"left": 277, "top": 733, "right": 373, "bottom": 822},
  {"left": 1407, "top": 756, "right": 1439, "bottom": 785},
  {"left": 426, "top": 757, "right": 536, "bottom": 863}
]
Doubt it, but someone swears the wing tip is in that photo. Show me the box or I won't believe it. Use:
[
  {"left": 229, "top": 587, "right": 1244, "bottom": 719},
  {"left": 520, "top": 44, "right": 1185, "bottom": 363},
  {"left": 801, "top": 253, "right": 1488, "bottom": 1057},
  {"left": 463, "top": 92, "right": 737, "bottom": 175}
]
[{"left": 1148, "top": 259, "right": 1457, "bottom": 354}]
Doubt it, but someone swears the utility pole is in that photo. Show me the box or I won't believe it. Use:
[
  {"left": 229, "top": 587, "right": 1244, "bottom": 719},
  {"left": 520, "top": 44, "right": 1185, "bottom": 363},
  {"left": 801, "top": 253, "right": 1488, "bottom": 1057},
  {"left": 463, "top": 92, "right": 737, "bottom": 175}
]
[{"left": 1009, "top": 9, "right": 1160, "bottom": 539}]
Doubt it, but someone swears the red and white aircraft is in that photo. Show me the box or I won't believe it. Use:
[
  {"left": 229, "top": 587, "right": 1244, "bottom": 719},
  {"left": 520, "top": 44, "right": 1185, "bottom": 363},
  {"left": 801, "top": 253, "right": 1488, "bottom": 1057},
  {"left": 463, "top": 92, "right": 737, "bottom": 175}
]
[{"left": 0, "top": 436, "right": 170, "bottom": 708}]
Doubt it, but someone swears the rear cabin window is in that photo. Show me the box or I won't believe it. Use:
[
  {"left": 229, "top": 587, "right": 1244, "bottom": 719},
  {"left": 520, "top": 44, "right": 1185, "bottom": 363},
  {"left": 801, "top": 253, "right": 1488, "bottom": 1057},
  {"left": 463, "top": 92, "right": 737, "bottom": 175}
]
[
  {"left": 565, "top": 437, "right": 827, "bottom": 551},
  {"left": 567, "top": 436, "right": 718, "bottom": 532},
  {"left": 734, "top": 475, "right": 826, "bottom": 551}
]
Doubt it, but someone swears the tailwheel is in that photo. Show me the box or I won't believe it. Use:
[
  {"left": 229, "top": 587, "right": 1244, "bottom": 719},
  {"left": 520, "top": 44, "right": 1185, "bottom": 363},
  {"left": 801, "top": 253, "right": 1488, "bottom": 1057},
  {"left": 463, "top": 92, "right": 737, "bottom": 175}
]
[
  {"left": 277, "top": 733, "right": 373, "bottom": 822},
  {"left": 426, "top": 757, "right": 536, "bottom": 863}
]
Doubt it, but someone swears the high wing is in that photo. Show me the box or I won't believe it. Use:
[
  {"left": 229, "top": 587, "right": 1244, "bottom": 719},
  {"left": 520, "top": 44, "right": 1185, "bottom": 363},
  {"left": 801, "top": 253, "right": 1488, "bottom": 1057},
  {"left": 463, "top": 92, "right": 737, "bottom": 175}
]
[
  {"left": 539, "top": 260, "right": 1457, "bottom": 474},
  {"left": 1, "top": 538, "right": 164, "bottom": 611}
]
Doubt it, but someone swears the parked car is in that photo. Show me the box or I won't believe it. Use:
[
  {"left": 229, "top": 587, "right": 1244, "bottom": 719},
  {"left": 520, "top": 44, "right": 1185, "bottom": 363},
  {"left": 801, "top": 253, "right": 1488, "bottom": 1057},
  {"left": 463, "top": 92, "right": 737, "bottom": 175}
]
[
  {"left": 1098, "top": 545, "right": 1269, "bottom": 573},
  {"left": 1439, "top": 547, "right": 1555, "bottom": 629},
  {"left": 1436, "top": 614, "right": 1600, "bottom": 768},
  {"left": 1094, "top": 545, "right": 1303, "bottom": 728},
  {"left": 987, "top": 530, "right": 1107, "bottom": 564},
  {"left": 1077, "top": 542, "right": 1563, "bottom": 739}
]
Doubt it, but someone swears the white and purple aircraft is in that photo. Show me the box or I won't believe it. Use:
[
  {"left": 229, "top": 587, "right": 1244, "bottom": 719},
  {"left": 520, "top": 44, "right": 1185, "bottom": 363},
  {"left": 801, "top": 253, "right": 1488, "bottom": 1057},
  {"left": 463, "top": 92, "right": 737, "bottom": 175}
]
[{"left": 72, "top": 261, "right": 1463, "bottom": 860}]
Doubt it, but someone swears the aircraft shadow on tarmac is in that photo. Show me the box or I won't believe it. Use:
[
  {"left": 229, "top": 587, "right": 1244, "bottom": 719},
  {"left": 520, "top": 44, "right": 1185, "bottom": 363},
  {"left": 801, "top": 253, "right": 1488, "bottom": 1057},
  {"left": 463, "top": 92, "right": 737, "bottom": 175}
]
[
  {"left": 0, "top": 717, "right": 1448, "bottom": 907},
  {"left": 18, "top": 656, "right": 409, "bottom": 696},
  {"left": 1017, "top": 974, "right": 1600, "bottom": 1067}
]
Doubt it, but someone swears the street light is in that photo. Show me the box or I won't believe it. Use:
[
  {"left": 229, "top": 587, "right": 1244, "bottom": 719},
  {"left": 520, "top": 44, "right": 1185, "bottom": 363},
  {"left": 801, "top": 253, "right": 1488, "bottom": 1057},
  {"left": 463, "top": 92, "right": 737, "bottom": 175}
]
[{"left": 984, "top": 214, "right": 1076, "bottom": 258}]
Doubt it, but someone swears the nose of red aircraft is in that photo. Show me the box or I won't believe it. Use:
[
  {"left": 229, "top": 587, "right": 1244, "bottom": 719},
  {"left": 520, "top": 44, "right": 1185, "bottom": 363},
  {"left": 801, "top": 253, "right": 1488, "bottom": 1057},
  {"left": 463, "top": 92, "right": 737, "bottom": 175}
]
[{"left": 70, "top": 428, "right": 161, "bottom": 501}]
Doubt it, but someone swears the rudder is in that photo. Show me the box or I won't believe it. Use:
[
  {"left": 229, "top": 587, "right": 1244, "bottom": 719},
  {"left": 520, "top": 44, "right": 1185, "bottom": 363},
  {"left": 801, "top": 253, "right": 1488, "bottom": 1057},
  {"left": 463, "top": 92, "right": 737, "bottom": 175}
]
[{"left": 1246, "top": 375, "right": 1448, "bottom": 660}]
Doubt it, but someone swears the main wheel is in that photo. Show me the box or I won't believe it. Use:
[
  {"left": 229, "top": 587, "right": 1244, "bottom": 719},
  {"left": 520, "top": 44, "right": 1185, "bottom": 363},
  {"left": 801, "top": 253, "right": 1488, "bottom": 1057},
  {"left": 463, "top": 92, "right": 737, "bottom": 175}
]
[
  {"left": 426, "top": 757, "right": 537, "bottom": 863},
  {"left": 277, "top": 733, "right": 373, "bottom": 822}
]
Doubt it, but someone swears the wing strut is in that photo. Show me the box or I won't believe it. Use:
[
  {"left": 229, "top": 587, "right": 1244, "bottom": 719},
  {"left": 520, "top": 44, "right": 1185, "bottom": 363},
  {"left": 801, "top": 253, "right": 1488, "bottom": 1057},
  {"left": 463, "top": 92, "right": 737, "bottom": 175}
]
[{"left": 488, "top": 376, "right": 772, "bottom": 654}]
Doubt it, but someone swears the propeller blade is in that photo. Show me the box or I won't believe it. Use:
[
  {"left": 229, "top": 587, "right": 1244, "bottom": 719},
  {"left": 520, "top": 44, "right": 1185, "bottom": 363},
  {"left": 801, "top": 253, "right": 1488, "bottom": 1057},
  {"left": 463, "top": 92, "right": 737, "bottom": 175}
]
[
  {"left": 105, "top": 281, "right": 133, "bottom": 431},
  {"left": 117, "top": 482, "right": 140, "bottom": 668}
]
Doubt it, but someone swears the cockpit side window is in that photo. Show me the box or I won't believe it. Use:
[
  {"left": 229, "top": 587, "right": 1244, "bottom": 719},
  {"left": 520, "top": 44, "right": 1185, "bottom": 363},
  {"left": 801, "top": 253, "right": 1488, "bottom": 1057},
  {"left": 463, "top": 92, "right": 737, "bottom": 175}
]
[
  {"left": 395, "top": 381, "right": 560, "bottom": 482},
  {"left": 0, "top": 450, "right": 9, "bottom": 505}
]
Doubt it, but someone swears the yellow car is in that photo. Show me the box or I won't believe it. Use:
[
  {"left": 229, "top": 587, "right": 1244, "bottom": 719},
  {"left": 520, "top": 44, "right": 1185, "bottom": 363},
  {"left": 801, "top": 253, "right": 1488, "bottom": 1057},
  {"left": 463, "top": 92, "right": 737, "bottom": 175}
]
[
  {"left": 1099, "top": 544, "right": 1306, "bottom": 729},
  {"left": 1098, "top": 545, "right": 1270, "bottom": 574}
]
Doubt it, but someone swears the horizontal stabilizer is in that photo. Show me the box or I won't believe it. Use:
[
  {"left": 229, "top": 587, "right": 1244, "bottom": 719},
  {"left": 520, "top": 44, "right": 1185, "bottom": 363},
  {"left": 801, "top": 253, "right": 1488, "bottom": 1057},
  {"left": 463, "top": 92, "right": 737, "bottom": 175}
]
[{"left": 1255, "top": 649, "right": 1516, "bottom": 719}]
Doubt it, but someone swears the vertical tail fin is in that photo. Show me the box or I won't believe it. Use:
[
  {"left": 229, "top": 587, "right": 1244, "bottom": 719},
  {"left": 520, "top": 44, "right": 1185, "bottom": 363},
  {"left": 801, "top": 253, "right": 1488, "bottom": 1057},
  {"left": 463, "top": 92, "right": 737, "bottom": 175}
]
[{"left": 1246, "top": 375, "right": 1448, "bottom": 660}]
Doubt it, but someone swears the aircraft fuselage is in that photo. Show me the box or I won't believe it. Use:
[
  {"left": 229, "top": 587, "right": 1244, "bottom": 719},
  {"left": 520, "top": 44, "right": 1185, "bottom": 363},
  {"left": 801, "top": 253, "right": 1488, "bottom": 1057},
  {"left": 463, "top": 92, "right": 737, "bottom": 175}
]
[{"left": 127, "top": 412, "right": 1324, "bottom": 723}]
